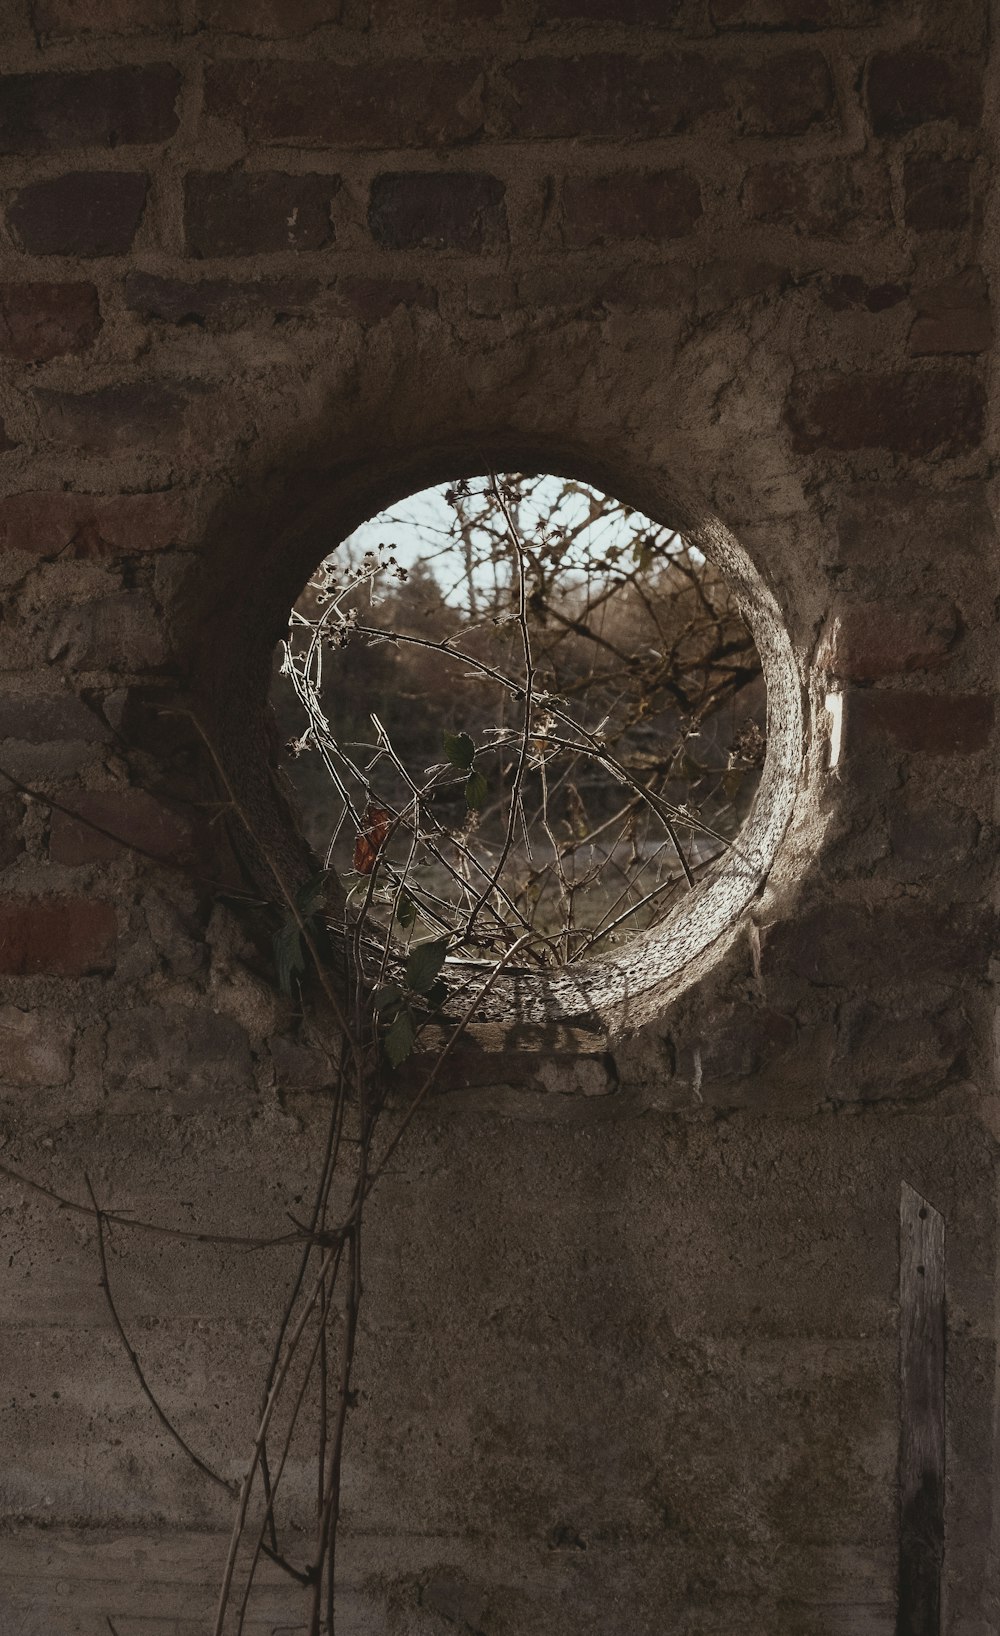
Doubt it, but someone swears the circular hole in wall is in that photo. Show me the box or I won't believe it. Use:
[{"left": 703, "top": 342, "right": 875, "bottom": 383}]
[{"left": 269, "top": 472, "right": 792, "bottom": 1022}]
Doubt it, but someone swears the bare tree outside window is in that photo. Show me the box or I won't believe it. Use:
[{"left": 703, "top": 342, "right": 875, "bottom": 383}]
[{"left": 274, "top": 472, "right": 765, "bottom": 996}]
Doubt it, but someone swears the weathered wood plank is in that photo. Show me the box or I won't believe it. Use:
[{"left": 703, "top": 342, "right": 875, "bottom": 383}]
[{"left": 897, "top": 1181, "right": 945, "bottom": 1636}]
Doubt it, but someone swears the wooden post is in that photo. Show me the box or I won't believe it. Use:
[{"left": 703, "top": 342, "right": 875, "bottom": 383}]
[{"left": 896, "top": 1182, "right": 945, "bottom": 1636}]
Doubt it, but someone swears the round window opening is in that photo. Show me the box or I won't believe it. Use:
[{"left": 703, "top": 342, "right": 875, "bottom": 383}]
[{"left": 269, "top": 472, "right": 792, "bottom": 1020}]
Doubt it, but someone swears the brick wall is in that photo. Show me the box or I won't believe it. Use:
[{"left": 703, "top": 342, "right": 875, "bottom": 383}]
[{"left": 0, "top": 2, "right": 997, "bottom": 1632}]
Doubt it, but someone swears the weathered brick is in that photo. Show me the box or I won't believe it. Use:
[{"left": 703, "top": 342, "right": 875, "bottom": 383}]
[
  {"left": 835, "top": 482, "right": 992, "bottom": 566},
  {"left": 908, "top": 269, "right": 991, "bottom": 356},
  {"left": 851, "top": 690, "right": 993, "bottom": 755},
  {"left": 0, "top": 796, "right": 23, "bottom": 870},
  {"left": 126, "top": 272, "right": 321, "bottom": 325},
  {"left": 536, "top": 0, "right": 685, "bottom": 18},
  {"left": 866, "top": 51, "right": 981, "bottom": 134},
  {"left": 204, "top": 58, "right": 485, "bottom": 147},
  {"left": 196, "top": 0, "right": 341, "bottom": 28},
  {"left": 712, "top": 0, "right": 878, "bottom": 20},
  {"left": 504, "top": 53, "right": 723, "bottom": 138},
  {"left": 46, "top": 592, "right": 169, "bottom": 670},
  {"left": 105, "top": 1005, "right": 251, "bottom": 1104},
  {"left": 184, "top": 172, "right": 336, "bottom": 258},
  {"left": 505, "top": 50, "right": 831, "bottom": 139},
  {"left": 743, "top": 159, "right": 884, "bottom": 238},
  {"left": 0, "top": 1004, "right": 74, "bottom": 1085},
  {"left": 0, "top": 65, "right": 180, "bottom": 154},
  {"left": 0, "top": 490, "right": 188, "bottom": 557},
  {"left": 821, "top": 275, "right": 906, "bottom": 312},
  {"left": 7, "top": 172, "right": 148, "bottom": 257},
  {"left": 330, "top": 276, "right": 437, "bottom": 321},
  {"left": 35, "top": 382, "right": 188, "bottom": 451},
  {"left": 0, "top": 691, "right": 108, "bottom": 744},
  {"left": 904, "top": 155, "right": 973, "bottom": 232},
  {"left": 887, "top": 796, "right": 981, "bottom": 880},
  {"left": 728, "top": 50, "right": 835, "bottom": 135},
  {"left": 694, "top": 259, "right": 790, "bottom": 313},
  {"left": 32, "top": 0, "right": 180, "bottom": 33},
  {"left": 822, "top": 600, "right": 958, "bottom": 681},
  {"left": 0, "top": 282, "right": 100, "bottom": 363},
  {"left": 269, "top": 1034, "right": 333, "bottom": 1091},
  {"left": 0, "top": 897, "right": 116, "bottom": 975},
  {"left": 763, "top": 901, "right": 991, "bottom": 988},
  {"left": 560, "top": 170, "right": 701, "bottom": 245},
  {"left": 369, "top": 173, "right": 506, "bottom": 252},
  {"left": 787, "top": 369, "right": 984, "bottom": 457},
  {"left": 49, "top": 789, "right": 191, "bottom": 865}
]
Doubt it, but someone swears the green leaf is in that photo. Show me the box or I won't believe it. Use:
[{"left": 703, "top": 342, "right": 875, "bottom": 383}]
[
  {"left": 465, "top": 769, "right": 488, "bottom": 810},
  {"left": 273, "top": 919, "right": 305, "bottom": 996},
  {"left": 443, "top": 730, "right": 475, "bottom": 771},
  {"left": 384, "top": 1006, "right": 416, "bottom": 1068},
  {"left": 396, "top": 891, "right": 417, "bottom": 929},
  {"left": 295, "top": 871, "right": 329, "bottom": 917},
  {"left": 423, "top": 977, "right": 448, "bottom": 1012},
  {"left": 405, "top": 936, "right": 449, "bottom": 995},
  {"left": 373, "top": 981, "right": 404, "bottom": 1015}
]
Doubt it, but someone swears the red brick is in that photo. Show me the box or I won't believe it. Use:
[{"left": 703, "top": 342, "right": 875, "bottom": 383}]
[
  {"left": 0, "top": 491, "right": 188, "bottom": 557},
  {"left": 822, "top": 600, "right": 958, "bottom": 681},
  {"left": 204, "top": 59, "right": 484, "bottom": 147},
  {"left": 0, "top": 65, "right": 179, "bottom": 154},
  {"left": 904, "top": 156, "right": 972, "bottom": 232},
  {"left": 35, "top": 382, "right": 188, "bottom": 451},
  {"left": 49, "top": 790, "right": 191, "bottom": 865},
  {"left": 821, "top": 275, "right": 907, "bottom": 312},
  {"left": 0, "top": 282, "right": 100, "bottom": 363},
  {"left": 196, "top": 0, "right": 341, "bottom": 27},
  {"left": 503, "top": 53, "right": 720, "bottom": 138},
  {"left": 712, "top": 0, "right": 878, "bottom": 19},
  {"left": 909, "top": 269, "right": 991, "bottom": 356},
  {"left": 728, "top": 49, "right": 835, "bottom": 135},
  {"left": 330, "top": 276, "right": 437, "bottom": 321},
  {"left": 126, "top": 272, "right": 321, "bottom": 325},
  {"left": 183, "top": 172, "right": 336, "bottom": 258},
  {"left": 866, "top": 51, "right": 981, "bottom": 134},
  {"left": 32, "top": 0, "right": 180, "bottom": 32},
  {"left": 560, "top": 169, "right": 701, "bottom": 245},
  {"left": 743, "top": 159, "right": 884, "bottom": 238},
  {"left": 0, "top": 897, "right": 116, "bottom": 975},
  {"left": 369, "top": 173, "right": 506, "bottom": 251},
  {"left": 7, "top": 172, "right": 148, "bottom": 257},
  {"left": 851, "top": 690, "right": 993, "bottom": 755},
  {"left": 787, "top": 369, "right": 984, "bottom": 457}
]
